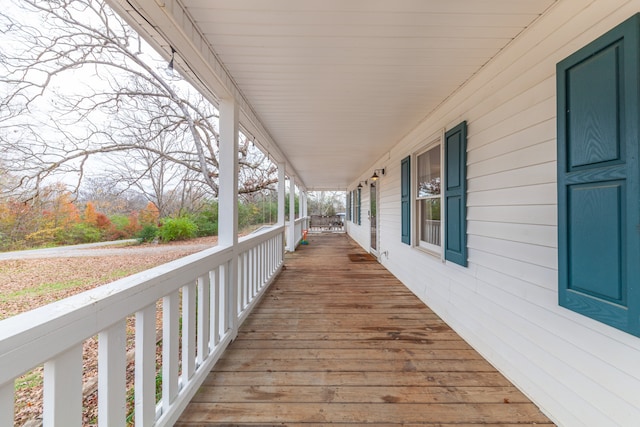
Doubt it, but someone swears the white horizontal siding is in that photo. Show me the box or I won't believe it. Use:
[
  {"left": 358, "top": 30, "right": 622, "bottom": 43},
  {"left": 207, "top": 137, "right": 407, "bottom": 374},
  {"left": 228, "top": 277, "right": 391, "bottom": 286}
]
[
  {"left": 468, "top": 204, "right": 556, "bottom": 226},
  {"left": 349, "top": 0, "right": 640, "bottom": 425},
  {"left": 467, "top": 221, "right": 555, "bottom": 248},
  {"left": 467, "top": 141, "right": 555, "bottom": 181},
  {"left": 468, "top": 161, "right": 556, "bottom": 192},
  {"left": 467, "top": 183, "right": 556, "bottom": 206}
]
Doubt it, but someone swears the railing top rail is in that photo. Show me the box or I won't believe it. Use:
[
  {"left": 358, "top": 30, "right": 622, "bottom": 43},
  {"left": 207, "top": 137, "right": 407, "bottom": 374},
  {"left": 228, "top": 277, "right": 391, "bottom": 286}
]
[{"left": 237, "top": 224, "right": 284, "bottom": 252}]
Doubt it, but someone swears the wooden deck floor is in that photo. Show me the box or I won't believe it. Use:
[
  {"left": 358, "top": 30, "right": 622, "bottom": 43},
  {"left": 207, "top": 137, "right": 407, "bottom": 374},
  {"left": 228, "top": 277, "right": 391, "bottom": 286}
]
[{"left": 177, "top": 233, "right": 553, "bottom": 426}]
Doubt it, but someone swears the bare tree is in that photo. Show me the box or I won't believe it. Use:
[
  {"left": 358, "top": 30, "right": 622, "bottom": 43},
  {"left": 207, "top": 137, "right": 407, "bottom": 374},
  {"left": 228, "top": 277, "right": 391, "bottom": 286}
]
[
  {"left": 77, "top": 176, "right": 148, "bottom": 215},
  {"left": 309, "top": 191, "right": 346, "bottom": 216},
  {"left": 0, "top": 0, "right": 277, "bottom": 202}
]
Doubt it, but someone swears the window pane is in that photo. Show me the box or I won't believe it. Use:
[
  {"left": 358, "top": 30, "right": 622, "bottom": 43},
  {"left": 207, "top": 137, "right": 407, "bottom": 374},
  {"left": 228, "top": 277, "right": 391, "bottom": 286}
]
[
  {"left": 420, "top": 198, "right": 441, "bottom": 246},
  {"left": 417, "top": 146, "right": 441, "bottom": 198}
]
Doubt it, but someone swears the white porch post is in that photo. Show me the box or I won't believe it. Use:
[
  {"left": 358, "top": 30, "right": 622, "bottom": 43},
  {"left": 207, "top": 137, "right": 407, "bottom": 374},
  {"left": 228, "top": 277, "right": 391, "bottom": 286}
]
[
  {"left": 302, "top": 191, "right": 308, "bottom": 230},
  {"left": 218, "top": 97, "right": 239, "bottom": 337},
  {"left": 302, "top": 191, "right": 308, "bottom": 218},
  {"left": 277, "top": 163, "right": 286, "bottom": 226},
  {"left": 299, "top": 191, "right": 303, "bottom": 219},
  {"left": 288, "top": 176, "right": 296, "bottom": 251},
  {"left": 302, "top": 191, "right": 311, "bottom": 230}
]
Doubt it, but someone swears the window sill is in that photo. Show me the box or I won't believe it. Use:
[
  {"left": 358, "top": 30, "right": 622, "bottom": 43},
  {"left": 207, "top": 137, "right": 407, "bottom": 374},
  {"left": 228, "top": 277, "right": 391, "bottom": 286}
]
[{"left": 414, "top": 244, "right": 442, "bottom": 261}]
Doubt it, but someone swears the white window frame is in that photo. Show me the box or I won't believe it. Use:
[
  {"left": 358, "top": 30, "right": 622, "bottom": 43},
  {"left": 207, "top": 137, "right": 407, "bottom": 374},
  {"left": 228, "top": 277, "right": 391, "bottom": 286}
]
[{"left": 414, "top": 137, "right": 444, "bottom": 255}]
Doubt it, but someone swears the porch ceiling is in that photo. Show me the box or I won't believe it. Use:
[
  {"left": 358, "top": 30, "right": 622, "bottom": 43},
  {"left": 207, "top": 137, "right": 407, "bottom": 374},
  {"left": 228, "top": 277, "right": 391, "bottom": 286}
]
[{"left": 111, "top": 0, "right": 556, "bottom": 190}]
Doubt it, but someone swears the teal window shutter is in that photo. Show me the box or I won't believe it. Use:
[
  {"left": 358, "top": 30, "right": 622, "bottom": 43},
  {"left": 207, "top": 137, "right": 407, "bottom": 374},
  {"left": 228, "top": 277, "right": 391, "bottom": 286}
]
[
  {"left": 346, "top": 192, "right": 351, "bottom": 221},
  {"left": 351, "top": 190, "right": 356, "bottom": 223},
  {"left": 401, "top": 155, "right": 411, "bottom": 244},
  {"left": 444, "top": 121, "right": 468, "bottom": 266},
  {"left": 557, "top": 14, "right": 640, "bottom": 336},
  {"left": 357, "top": 188, "right": 362, "bottom": 225}
]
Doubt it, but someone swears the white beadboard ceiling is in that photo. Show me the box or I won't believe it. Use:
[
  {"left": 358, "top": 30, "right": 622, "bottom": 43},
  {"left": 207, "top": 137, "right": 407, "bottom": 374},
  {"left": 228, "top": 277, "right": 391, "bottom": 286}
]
[{"left": 112, "top": 0, "right": 556, "bottom": 190}]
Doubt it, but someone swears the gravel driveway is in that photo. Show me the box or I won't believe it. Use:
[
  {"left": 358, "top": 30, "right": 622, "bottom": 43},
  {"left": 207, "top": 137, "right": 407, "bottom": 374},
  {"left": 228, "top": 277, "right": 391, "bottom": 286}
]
[{"left": 0, "top": 238, "right": 218, "bottom": 260}]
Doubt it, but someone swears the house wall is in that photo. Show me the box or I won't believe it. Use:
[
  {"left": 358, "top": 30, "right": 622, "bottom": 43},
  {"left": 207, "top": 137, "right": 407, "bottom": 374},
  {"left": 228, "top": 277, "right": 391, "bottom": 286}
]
[{"left": 348, "top": 0, "right": 640, "bottom": 425}]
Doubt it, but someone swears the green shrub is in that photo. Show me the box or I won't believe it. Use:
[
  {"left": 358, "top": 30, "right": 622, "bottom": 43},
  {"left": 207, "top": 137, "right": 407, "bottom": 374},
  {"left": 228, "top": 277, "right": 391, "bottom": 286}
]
[
  {"left": 192, "top": 209, "right": 218, "bottom": 237},
  {"left": 193, "top": 202, "right": 218, "bottom": 237},
  {"left": 137, "top": 224, "right": 158, "bottom": 243},
  {"left": 195, "top": 218, "right": 217, "bottom": 237},
  {"left": 157, "top": 217, "right": 198, "bottom": 242},
  {"left": 60, "top": 223, "right": 102, "bottom": 244},
  {"left": 110, "top": 214, "right": 130, "bottom": 231}
]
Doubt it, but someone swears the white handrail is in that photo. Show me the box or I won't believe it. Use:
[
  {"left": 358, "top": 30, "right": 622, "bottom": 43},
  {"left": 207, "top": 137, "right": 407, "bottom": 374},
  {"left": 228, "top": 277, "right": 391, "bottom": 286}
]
[{"left": 0, "top": 225, "right": 285, "bottom": 426}]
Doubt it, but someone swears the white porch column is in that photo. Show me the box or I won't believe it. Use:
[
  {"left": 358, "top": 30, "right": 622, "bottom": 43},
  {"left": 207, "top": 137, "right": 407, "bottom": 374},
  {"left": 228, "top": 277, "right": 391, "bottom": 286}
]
[
  {"left": 304, "top": 192, "right": 309, "bottom": 229},
  {"left": 218, "top": 97, "right": 239, "bottom": 337},
  {"left": 302, "top": 191, "right": 308, "bottom": 218},
  {"left": 299, "top": 191, "right": 306, "bottom": 232},
  {"left": 277, "top": 163, "right": 286, "bottom": 226},
  {"left": 298, "top": 191, "right": 303, "bottom": 219},
  {"left": 288, "top": 176, "right": 296, "bottom": 251}
]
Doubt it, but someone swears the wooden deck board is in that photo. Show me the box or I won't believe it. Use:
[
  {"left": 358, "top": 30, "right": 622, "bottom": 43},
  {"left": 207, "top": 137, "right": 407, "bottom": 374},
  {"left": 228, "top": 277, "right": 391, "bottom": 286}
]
[{"left": 176, "top": 233, "right": 554, "bottom": 426}]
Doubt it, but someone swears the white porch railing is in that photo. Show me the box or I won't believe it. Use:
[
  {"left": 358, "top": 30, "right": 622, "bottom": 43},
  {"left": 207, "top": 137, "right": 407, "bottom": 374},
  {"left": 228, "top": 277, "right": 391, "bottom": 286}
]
[
  {"left": 0, "top": 225, "right": 285, "bottom": 427},
  {"left": 309, "top": 215, "right": 345, "bottom": 232},
  {"left": 284, "top": 216, "right": 309, "bottom": 250}
]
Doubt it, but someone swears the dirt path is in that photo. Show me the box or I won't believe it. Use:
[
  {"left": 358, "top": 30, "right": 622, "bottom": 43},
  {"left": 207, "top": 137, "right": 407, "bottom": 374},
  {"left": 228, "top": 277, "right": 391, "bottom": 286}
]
[{"left": 0, "top": 237, "right": 218, "bottom": 260}]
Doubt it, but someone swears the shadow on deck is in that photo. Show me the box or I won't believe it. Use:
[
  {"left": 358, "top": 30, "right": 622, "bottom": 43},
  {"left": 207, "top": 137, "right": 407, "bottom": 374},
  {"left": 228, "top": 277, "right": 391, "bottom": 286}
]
[{"left": 177, "top": 233, "right": 553, "bottom": 426}]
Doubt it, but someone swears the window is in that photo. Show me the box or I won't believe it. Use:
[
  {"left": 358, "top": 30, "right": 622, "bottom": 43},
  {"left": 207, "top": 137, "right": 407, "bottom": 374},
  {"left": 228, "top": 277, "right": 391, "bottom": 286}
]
[
  {"left": 350, "top": 189, "right": 360, "bottom": 225},
  {"left": 557, "top": 14, "right": 640, "bottom": 336},
  {"left": 416, "top": 143, "right": 441, "bottom": 251},
  {"left": 400, "top": 123, "right": 467, "bottom": 265}
]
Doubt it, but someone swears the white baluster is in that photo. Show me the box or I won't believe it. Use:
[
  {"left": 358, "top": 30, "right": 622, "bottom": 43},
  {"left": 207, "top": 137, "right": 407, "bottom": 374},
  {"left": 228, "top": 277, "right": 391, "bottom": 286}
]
[
  {"left": 197, "top": 274, "right": 211, "bottom": 365},
  {"left": 0, "top": 381, "right": 14, "bottom": 427},
  {"left": 211, "top": 268, "right": 220, "bottom": 348},
  {"left": 98, "top": 320, "right": 127, "bottom": 427},
  {"left": 162, "top": 291, "right": 179, "bottom": 413},
  {"left": 182, "top": 282, "right": 196, "bottom": 384},
  {"left": 135, "top": 304, "right": 156, "bottom": 427},
  {"left": 43, "top": 344, "right": 83, "bottom": 427}
]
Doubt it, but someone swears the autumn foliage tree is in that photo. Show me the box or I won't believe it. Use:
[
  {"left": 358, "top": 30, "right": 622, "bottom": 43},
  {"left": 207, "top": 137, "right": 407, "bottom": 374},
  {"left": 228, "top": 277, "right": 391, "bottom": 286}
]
[
  {"left": 0, "top": 174, "right": 144, "bottom": 249},
  {"left": 84, "top": 202, "right": 99, "bottom": 226},
  {"left": 139, "top": 202, "right": 160, "bottom": 227},
  {"left": 22, "top": 184, "right": 80, "bottom": 246}
]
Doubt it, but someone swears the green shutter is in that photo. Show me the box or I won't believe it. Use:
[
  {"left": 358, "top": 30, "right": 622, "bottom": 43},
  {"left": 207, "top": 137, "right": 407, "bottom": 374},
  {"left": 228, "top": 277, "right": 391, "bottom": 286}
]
[
  {"left": 401, "top": 155, "right": 411, "bottom": 245},
  {"left": 346, "top": 192, "right": 351, "bottom": 221},
  {"left": 557, "top": 14, "right": 640, "bottom": 335},
  {"left": 444, "top": 121, "right": 468, "bottom": 266}
]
